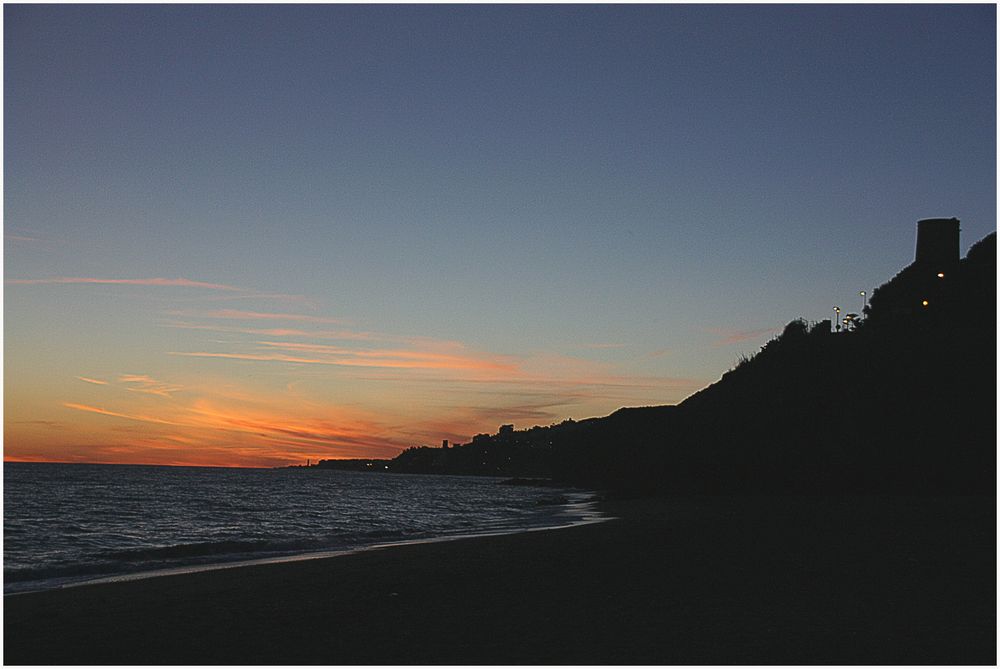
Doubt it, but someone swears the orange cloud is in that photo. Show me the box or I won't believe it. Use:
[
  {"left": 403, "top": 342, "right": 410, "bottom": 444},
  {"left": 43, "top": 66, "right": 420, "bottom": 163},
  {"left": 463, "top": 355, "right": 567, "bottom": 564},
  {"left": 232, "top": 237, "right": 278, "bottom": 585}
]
[
  {"left": 168, "top": 351, "right": 341, "bottom": 365},
  {"left": 169, "top": 341, "right": 518, "bottom": 374},
  {"left": 11, "top": 291, "right": 712, "bottom": 467},
  {"left": 183, "top": 399, "right": 393, "bottom": 451},
  {"left": 258, "top": 341, "right": 516, "bottom": 371},
  {"left": 55, "top": 381, "right": 410, "bottom": 466},
  {"left": 63, "top": 403, "right": 184, "bottom": 426},
  {"left": 169, "top": 337, "right": 700, "bottom": 407},
  {"left": 119, "top": 374, "right": 183, "bottom": 397},
  {"left": 24, "top": 349, "right": 705, "bottom": 467},
  {"left": 161, "top": 312, "right": 474, "bottom": 351}
]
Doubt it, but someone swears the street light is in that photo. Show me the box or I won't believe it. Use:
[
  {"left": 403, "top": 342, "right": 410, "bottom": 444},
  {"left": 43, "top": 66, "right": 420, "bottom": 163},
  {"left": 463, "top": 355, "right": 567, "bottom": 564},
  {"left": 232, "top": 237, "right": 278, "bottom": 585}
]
[
  {"left": 859, "top": 290, "right": 867, "bottom": 315},
  {"left": 833, "top": 306, "right": 841, "bottom": 332}
]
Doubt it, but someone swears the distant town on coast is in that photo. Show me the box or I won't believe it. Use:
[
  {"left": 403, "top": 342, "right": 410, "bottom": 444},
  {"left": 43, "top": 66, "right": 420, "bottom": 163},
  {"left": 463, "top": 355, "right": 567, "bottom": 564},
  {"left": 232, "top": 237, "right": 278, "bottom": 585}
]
[{"left": 300, "top": 218, "right": 996, "bottom": 499}]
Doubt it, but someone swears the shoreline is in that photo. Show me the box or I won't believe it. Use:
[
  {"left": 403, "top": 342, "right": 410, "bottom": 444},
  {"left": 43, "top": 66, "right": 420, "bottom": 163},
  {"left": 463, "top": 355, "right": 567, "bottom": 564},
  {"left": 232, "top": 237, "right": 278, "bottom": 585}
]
[
  {"left": 5, "top": 491, "right": 610, "bottom": 597},
  {"left": 5, "top": 494, "right": 994, "bottom": 665}
]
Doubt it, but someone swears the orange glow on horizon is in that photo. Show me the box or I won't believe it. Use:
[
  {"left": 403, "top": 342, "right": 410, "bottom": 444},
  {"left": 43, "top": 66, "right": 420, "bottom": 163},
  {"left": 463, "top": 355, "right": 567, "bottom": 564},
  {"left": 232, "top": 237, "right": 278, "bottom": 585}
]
[{"left": 5, "top": 296, "right": 701, "bottom": 468}]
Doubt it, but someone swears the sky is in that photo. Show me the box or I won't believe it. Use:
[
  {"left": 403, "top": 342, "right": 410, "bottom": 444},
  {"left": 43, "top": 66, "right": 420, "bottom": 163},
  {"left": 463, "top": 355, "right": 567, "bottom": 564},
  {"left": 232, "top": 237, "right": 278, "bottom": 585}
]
[{"left": 4, "top": 4, "right": 996, "bottom": 467}]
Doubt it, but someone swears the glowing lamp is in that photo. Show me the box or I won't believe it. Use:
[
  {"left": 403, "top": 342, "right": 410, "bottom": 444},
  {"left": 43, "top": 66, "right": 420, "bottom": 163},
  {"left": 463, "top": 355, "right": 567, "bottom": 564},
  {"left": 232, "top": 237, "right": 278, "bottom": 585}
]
[
  {"left": 921, "top": 300, "right": 929, "bottom": 307},
  {"left": 937, "top": 272, "right": 945, "bottom": 278}
]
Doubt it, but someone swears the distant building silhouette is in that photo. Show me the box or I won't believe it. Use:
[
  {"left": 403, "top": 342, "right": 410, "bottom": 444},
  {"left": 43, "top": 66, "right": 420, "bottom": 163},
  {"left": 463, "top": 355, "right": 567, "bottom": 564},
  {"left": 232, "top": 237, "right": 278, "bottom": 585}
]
[
  {"left": 863, "top": 217, "right": 986, "bottom": 326},
  {"left": 915, "top": 217, "right": 960, "bottom": 266}
]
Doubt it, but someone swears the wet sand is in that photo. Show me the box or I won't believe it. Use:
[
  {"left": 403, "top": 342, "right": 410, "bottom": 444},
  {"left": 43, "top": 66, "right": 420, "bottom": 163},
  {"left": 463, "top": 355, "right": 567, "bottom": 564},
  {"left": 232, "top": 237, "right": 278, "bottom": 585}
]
[{"left": 4, "top": 494, "right": 994, "bottom": 665}]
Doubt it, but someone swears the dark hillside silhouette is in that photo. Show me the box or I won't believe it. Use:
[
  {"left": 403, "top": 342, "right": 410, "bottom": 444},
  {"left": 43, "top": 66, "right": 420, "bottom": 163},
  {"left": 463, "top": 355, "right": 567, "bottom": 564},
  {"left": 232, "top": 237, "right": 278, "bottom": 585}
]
[
  {"left": 317, "top": 225, "right": 995, "bottom": 497},
  {"left": 557, "top": 228, "right": 995, "bottom": 495}
]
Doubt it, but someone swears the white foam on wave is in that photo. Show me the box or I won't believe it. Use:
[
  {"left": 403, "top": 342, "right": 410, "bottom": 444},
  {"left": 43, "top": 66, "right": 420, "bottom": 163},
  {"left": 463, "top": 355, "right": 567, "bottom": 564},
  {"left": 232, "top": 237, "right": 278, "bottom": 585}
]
[{"left": 6, "top": 492, "right": 612, "bottom": 596}]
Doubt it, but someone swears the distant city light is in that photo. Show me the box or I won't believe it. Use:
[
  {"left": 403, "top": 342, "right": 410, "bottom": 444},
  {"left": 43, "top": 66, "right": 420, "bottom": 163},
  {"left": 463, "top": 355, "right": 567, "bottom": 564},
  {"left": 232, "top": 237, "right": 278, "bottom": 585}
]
[
  {"left": 937, "top": 272, "right": 945, "bottom": 278},
  {"left": 922, "top": 300, "right": 929, "bottom": 307}
]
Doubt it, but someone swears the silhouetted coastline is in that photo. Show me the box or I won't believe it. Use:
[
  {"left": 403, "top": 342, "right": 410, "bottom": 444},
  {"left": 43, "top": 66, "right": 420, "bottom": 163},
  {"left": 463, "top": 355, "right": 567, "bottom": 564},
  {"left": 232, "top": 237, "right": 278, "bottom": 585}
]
[
  {"left": 312, "top": 227, "right": 996, "bottom": 500},
  {"left": 6, "top": 223, "right": 995, "bottom": 665}
]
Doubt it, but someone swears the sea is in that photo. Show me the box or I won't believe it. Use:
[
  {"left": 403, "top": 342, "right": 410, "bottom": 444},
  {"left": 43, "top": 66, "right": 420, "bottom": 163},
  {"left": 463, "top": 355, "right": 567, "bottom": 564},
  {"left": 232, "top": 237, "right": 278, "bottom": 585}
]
[{"left": 3, "top": 462, "right": 603, "bottom": 595}]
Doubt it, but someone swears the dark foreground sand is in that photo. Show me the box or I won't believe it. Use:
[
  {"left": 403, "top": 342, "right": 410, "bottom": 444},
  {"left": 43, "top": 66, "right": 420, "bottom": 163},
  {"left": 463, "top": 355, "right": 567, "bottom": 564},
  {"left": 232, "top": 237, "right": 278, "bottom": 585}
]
[{"left": 4, "top": 494, "right": 995, "bottom": 665}]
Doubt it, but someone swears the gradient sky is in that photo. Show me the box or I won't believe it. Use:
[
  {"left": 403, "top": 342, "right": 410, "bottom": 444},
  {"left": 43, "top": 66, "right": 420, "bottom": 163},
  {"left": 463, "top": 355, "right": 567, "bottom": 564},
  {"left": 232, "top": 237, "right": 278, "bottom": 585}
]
[{"left": 5, "top": 4, "right": 996, "bottom": 467}]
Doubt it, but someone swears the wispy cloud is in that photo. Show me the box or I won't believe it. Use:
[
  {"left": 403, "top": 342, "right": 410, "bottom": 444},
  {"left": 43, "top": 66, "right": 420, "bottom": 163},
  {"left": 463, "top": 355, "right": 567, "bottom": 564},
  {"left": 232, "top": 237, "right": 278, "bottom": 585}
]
[
  {"left": 31, "top": 296, "right": 715, "bottom": 466},
  {"left": 163, "top": 300, "right": 708, "bottom": 422},
  {"left": 170, "top": 344, "right": 517, "bottom": 373},
  {"left": 167, "top": 309, "right": 349, "bottom": 324},
  {"left": 166, "top": 292, "right": 318, "bottom": 307},
  {"left": 74, "top": 373, "right": 181, "bottom": 396},
  {"left": 169, "top": 337, "right": 701, "bottom": 404},
  {"left": 63, "top": 403, "right": 183, "bottom": 426},
  {"left": 163, "top": 322, "right": 372, "bottom": 340},
  {"left": 707, "top": 326, "right": 779, "bottom": 347},
  {"left": 119, "top": 374, "right": 183, "bottom": 397},
  {"left": 45, "top": 346, "right": 706, "bottom": 466},
  {"left": 60, "top": 387, "right": 408, "bottom": 463},
  {"left": 258, "top": 341, "right": 516, "bottom": 372},
  {"left": 162, "top": 309, "right": 486, "bottom": 355},
  {"left": 161, "top": 321, "right": 469, "bottom": 349},
  {"left": 8, "top": 277, "right": 243, "bottom": 291},
  {"left": 9, "top": 420, "right": 65, "bottom": 428},
  {"left": 169, "top": 351, "right": 325, "bottom": 364},
  {"left": 9, "top": 277, "right": 314, "bottom": 308}
]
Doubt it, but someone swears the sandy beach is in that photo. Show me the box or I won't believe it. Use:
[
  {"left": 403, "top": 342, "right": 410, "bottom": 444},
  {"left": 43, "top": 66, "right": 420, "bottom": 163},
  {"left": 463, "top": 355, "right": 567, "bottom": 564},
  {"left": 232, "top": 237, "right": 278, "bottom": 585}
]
[{"left": 4, "top": 494, "right": 994, "bottom": 665}]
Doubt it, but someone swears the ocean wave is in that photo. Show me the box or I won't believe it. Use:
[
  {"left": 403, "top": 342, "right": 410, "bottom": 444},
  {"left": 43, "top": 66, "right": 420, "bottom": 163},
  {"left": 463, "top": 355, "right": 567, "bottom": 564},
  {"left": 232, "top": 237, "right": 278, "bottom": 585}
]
[
  {"left": 101, "top": 539, "right": 283, "bottom": 562},
  {"left": 5, "top": 561, "right": 121, "bottom": 584},
  {"left": 5, "top": 463, "right": 599, "bottom": 594}
]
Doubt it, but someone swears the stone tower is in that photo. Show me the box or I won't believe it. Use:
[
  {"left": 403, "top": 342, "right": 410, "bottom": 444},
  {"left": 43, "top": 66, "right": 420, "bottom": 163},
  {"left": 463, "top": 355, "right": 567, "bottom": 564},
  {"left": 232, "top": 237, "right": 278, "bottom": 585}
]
[{"left": 915, "top": 217, "right": 960, "bottom": 265}]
